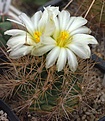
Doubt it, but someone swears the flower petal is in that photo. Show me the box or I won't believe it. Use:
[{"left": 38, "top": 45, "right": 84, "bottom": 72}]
[
  {"left": 9, "top": 45, "right": 32, "bottom": 59},
  {"left": 31, "top": 44, "right": 55, "bottom": 56},
  {"left": 7, "top": 35, "right": 26, "bottom": 47},
  {"left": 37, "top": 7, "right": 57, "bottom": 36},
  {"left": 68, "top": 43, "right": 91, "bottom": 59},
  {"left": 66, "top": 17, "right": 76, "bottom": 30},
  {"left": 42, "top": 6, "right": 59, "bottom": 36},
  {"left": 19, "top": 13, "right": 34, "bottom": 33},
  {"left": 46, "top": 47, "right": 60, "bottom": 69},
  {"left": 26, "top": 35, "right": 36, "bottom": 46},
  {"left": 31, "top": 11, "right": 42, "bottom": 30},
  {"left": 43, "top": 21, "right": 55, "bottom": 36},
  {"left": 44, "top": 6, "right": 60, "bottom": 19},
  {"left": 42, "top": 36, "right": 56, "bottom": 45},
  {"left": 53, "top": 17, "right": 60, "bottom": 39},
  {"left": 58, "top": 10, "right": 70, "bottom": 30},
  {"left": 38, "top": 9, "right": 48, "bottom": 32},
  {"left": 66, "top": 49, "right": 78, "bottom": 72},
  {"left": 57, "top": 48, "right": 67, "bottom": 71},
  {"left": 68, "top": 17, "right": 87, "bottom": 32},
  {"left": 72, "top": 34, "right": 98, "bottom": 45},
  {"left": 4, "top": 29, "right": 26, "bottom": 36},
  {"left": 70, "top": 26, "right": 91, "bottom": 35},
  {"left": 7, "top": 18, "right": 24, "bottom": 26}
]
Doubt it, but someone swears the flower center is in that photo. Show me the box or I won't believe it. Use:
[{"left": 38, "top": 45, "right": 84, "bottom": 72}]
[
  {"left": 57, "top": 31, "right": 72, "bottom": 47},
  {"left": 33, "top": 31, "right": 41, "bottom": 43}
]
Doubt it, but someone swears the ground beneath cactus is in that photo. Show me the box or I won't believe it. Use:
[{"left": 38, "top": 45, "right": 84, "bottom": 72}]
[
  {"left": 0, "top": 110, "right": 9, "bottom": 121},
  {"left": 0, "top": 0, "right": 105, "bottom": 121}
]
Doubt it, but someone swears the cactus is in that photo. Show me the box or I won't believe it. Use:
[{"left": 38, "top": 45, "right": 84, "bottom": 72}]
[
  {"left": 0, "top": 54, "right": 90, "bottom": 120},
  {"left": 0, "top": 4, "right": 98, "bottom": 120}
]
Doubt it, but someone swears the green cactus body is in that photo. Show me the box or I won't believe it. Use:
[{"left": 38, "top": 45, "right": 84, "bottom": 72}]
[{"left": 6, "top": 56, "right": 83, "bottom": 119}]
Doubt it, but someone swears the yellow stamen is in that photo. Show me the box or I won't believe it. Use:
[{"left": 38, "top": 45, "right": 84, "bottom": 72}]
[
  {"left": 57, "top": 31, "right": 72, "bottom": 47},
  {"left": 60, "top": 31, "right": 69, "bottom": 40},
  {"left": 33, "top": 31, "right": 41, "bottom": 43}
]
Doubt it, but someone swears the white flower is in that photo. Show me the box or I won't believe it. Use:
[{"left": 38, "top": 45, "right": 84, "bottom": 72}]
[
  {"left": 44, "top": 10, "right": 98, "bottom": 72},
  {"left": 5, "top": 6, "right": 60, "bottom": 59},
  {"left": 4, "top": 6, "right": 98, "bottom": 72}
]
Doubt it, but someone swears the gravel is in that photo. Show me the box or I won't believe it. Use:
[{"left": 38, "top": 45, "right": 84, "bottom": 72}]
[{"left": 0, "top": 110, "right": 9, "bottom": 121}]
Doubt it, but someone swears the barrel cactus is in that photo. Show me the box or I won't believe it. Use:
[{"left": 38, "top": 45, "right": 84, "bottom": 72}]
[
  {"left": 1, "top": 54, "right": 90, "bottom": 120},
  {"left": 1, "top": 5, "right": 98, "bottom": 120}
]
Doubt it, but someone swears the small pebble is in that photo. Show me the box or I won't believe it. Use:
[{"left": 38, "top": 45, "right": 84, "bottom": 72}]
[{"left": 0, "top": 110, "right": 9, "bottom": 121}]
